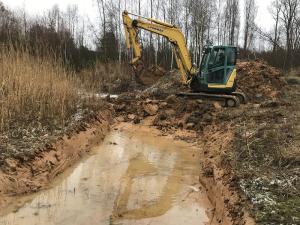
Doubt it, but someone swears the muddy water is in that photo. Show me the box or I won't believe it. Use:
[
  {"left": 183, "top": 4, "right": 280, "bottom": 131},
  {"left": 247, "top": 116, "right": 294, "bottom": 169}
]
[{"left": 0, "top": 125, "right": 214, "bottom": 225}]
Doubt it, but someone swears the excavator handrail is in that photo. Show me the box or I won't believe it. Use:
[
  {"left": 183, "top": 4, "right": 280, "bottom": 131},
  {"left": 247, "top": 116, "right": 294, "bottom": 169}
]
[{"left": 122, "top": 10, "right": 198, "bottom": 84}]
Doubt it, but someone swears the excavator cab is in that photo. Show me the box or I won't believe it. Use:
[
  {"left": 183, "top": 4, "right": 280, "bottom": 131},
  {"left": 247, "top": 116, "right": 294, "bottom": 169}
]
[{"left": 191, "top": 46, "right": 237, "bottom": 93}]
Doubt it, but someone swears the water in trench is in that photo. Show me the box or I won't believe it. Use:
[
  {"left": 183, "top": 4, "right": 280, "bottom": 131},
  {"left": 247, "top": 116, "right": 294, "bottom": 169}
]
[{"left": 0, "top": 125, "right": 214, "bottom": 225}]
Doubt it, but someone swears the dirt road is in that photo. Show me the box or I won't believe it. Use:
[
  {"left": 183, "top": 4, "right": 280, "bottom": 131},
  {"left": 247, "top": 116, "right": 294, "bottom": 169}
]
[{"left": 0, "top": 124, "right": 215, "bottom": 225}]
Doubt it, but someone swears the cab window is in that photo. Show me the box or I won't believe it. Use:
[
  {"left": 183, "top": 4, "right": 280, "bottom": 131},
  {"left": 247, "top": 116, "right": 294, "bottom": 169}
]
[
  {"left": 208, "top": 48, "right": 225, "bottom": 68},
  {"left": 226, "top": 48, "right": 236, "bottom": 66},
  {"left": 200, "top": 48, "right": 210, "bottom": 69}
]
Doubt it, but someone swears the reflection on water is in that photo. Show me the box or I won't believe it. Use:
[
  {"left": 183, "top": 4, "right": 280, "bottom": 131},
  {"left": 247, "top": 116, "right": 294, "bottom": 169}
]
[{"left": 0, "top": 126, "right": 212, "bottom": 225}]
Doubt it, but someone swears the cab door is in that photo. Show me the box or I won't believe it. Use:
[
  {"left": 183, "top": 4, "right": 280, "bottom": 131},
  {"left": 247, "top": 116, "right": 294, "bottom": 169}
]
[
  {"left": 224, "top": 47, "right": 237, "bottom": 81},
  {"left": 206, "top": 47, "right": 226, "bottom": 84}
]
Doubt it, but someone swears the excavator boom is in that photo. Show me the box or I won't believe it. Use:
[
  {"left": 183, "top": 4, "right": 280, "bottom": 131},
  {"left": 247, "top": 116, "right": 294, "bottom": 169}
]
[{"left": 122, "top": 10, "right": 197, "bottom": 84}]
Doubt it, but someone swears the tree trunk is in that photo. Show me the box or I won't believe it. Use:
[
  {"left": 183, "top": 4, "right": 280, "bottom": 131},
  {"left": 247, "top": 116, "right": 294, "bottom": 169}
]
[
  {"left": 273, "top": 7, "right": 280, "bottom": 52},
  {"left": 118, "top": 0, "right": 122, "bottom": 64}
]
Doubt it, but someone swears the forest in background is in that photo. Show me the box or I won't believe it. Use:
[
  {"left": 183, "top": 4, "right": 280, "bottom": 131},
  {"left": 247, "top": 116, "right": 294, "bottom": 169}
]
[{"left": 1, "top": 0, "right": 300, "bottom": 71}]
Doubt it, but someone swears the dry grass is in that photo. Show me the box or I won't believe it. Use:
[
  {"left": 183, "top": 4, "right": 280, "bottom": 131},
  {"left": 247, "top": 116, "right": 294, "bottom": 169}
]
[
  {"left": 0, "top": 48, "right": 132, "bottom": 164},
  {"left": 288, "top": 67, "right": 300, "bottom": 77},
  {"left": 79, "top": 61, "right": 132, "bottom": 93},
  {"left": 0, "top": 48, "right": 113, "bottom": 164},
  {"left": 0, "top": 48, "right": 98, "bottom": 133}
]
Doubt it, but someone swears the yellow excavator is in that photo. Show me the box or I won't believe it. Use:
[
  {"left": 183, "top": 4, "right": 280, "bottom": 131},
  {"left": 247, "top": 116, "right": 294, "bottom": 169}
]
[{"left": 122, "top": 11, "right": 246, "bottom": 107}]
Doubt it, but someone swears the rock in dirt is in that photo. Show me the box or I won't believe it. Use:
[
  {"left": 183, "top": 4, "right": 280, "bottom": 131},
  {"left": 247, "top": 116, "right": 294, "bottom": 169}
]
[
  {"left": 185, "top": 123, "right": 195, "bottom": 130},
  {"left": 116, "top": 116, "right": 125, "bottom": 122},
  {"left": 203, "top": 166, "right": 214, "bottom": 177},
  {"left": 213, "top": 102, "right": 222, "bottom": 110},
  {"left": 165, "top": 109, "right": 176, "bottom": 117},
  {"left": 286, "top": 76, "right": 300, "bottom": 85},
  {"left": 127, "top": 114, "right": 136, "bottom": 120},
  {"left": 133, "top": 117, "right": 141, "bottom": 124},
  {"left": 166, "top": 95, "right": 179, "bottom": 104},
  {"left": 143, "top": 103, "right": 159, "bottom": 116}
]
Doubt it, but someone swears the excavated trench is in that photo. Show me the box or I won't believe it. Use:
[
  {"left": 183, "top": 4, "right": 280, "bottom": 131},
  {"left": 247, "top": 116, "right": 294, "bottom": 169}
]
[{"left": 0, "top": 123, "right": 216, "bottom": 225}]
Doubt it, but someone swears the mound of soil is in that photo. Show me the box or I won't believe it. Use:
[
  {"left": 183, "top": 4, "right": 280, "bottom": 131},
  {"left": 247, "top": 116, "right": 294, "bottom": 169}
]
[
  {"left": 139, "top": 65, "right": 167, "bottom": 86},
  {"left": 142, "top": 70, "right": 188, "bottom": 98},
  {"left": 111, "top": 93, "right": 218, "bottom": 134},
  {"left": 237, "top": 61, "right": 286, "bottom": 102}
]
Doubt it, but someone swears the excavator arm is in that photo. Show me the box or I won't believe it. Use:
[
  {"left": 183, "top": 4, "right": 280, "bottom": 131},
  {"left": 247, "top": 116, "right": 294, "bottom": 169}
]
[{"left": 122, "top": 10, "right": 198, "bottom": 84}]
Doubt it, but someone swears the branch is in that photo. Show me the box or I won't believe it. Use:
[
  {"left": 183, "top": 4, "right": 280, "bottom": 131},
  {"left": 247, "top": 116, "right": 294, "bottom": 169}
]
[{"left": 251, "top": 23, "right": 284, "bottom": 50}]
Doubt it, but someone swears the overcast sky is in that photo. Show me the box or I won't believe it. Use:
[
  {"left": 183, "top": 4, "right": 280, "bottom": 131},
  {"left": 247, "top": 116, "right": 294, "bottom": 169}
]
[
  {"left": 2, "top": 0, "right": 274, "bottom": 49},
  {"left": 2, "top": 0, "right": 99, "bottom": 20},
  {"left": 2, "top": 0, "right": 274, "bottom": 29}
]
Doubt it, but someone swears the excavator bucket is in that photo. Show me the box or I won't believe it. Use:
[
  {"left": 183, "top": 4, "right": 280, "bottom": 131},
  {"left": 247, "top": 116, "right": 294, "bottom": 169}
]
[
  {"left": 132, "top": 60, "right": 144, "bottom": 84},
  {"left": 132, "top": 60, "right": 166, "bottom": 86},
  {"left": 137, "top": 65, "right": 167, "bottom": 86}
]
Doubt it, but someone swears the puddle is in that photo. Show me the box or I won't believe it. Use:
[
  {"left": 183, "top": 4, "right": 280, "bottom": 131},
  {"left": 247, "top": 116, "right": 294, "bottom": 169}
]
[
  {"left": 0, "top": 126, "right": 213, "bottom": 225},
  {"left": 79, "top": 91, "right": 119, "bottom": 99}
]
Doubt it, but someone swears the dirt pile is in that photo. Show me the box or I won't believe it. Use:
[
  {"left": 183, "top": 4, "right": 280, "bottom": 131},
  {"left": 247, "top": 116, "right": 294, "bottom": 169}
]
[
  {"left": 237, "top": 60, "right": 286, "bottom": 102},
  {"left": 142, "top": 70, "right": 188, "bottom": 98},
  {"left": 111, "top": 94, "right": 219, "bottom": 133},
  {"left": 139, "top": 65, "right": 167, "bottom": 86}
]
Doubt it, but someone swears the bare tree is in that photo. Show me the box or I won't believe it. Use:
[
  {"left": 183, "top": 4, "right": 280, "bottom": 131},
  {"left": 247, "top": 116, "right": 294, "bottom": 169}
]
[
  {"left": 118, "top": 0, "right": 122, "bottom": 64},
  {"left": 96, "top": 0, "right": 107, "bottom": 57},
  {"left": 148, "top": 0, "right": 154, "bottom": 65},
  {"left": 221, "top": 0, "right": 240, "bottom": 46},
  {"left": 167, "top": 0, "right": 182, "bottom": 69},
  {"left": 77, "top": 17, "right": 85, "bottom": 47},
  {"left": 271, "top": 0, "right": 282, "bottom": 52},
  {"left": 229, "top": 0, "right": 239, "bottom": 45},
  {"left": 243, "top": 0, "right": 257, "bottom": 50},
  {"left": 279, "top": 0, "right": 299, "bottom": 69},
  {"left": 216, "top": 0, "right": 222, "bottom": 45},
  {"left": 65, "top": 5, "right": 79, "bottom": 38}
]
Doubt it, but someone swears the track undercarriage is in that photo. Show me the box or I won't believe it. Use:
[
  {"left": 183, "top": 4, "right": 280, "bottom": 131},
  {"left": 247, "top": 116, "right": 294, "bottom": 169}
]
[{"left": 176, "top": 91, "right": 247, "bottom": 107}]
